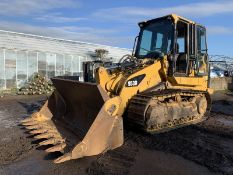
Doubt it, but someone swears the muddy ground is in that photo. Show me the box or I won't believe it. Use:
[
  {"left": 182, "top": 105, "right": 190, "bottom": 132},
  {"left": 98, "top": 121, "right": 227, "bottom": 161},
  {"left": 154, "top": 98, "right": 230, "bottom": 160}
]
[{"left": 0, "top": 92, "right": 233, "bottom": 175}]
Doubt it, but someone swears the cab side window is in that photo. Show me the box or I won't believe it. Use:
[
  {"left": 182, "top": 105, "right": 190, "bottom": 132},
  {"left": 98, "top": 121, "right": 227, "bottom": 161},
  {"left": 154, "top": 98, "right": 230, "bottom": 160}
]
[
  {"left": 175, "top": 21, "right": 188, "bottom": 74},
  {"left": 197, "top": 26, "right": 207, "bottom": 54},
  {"left": 196, "top": 26, "right": 208, "bottom": 75}
]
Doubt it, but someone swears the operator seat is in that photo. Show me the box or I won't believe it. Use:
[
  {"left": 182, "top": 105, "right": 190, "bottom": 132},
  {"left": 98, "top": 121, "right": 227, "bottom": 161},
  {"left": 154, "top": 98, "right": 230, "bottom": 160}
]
[{"left": 176, "top": 43, "right": 187, "bottom": 73}]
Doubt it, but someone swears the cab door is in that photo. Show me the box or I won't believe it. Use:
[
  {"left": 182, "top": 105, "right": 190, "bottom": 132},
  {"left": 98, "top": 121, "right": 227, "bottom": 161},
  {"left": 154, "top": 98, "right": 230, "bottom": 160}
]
[
  {"left": 195, "top": 25, "right": 208, "bottom": 76},
  {"left": 168, "top": 20, "right": 209, "bottom": 90}
]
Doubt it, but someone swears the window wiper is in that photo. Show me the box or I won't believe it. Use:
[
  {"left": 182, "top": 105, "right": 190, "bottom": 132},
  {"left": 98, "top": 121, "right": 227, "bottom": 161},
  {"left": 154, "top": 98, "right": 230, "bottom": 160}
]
[
  {"left": 140, "top": 47, "right": 150, "bottom": 52},
  {"left": 198, "top": 49, "right": 208, "bottom": 52},
  {"left": 141, "top": 47, "right": 162, "bottom": 53}
]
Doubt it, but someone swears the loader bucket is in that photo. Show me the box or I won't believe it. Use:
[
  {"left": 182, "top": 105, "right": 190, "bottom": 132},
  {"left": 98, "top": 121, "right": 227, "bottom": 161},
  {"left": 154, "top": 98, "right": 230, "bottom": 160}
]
[{"left": 21, "top": 77, "right": 123, "bottom": 163}]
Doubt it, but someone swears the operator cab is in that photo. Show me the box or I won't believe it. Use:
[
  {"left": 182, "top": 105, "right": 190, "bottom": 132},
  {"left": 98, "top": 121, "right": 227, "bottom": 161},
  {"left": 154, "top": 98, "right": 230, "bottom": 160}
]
[
  {"left": 134, "top": 14, "right": 208, "bottom": 77},
  {"left": 135, "top": 17, "right": 174, "bottom": 59}
]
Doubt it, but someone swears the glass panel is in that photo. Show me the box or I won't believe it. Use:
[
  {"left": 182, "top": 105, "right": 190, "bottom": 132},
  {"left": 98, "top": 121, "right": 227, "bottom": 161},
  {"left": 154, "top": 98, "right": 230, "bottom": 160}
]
[
  {"left": 5, "top": 50, "right": 16, "bottom": 88},
  {"left": 56, "top": 54, "right": 64, "bottom": 76},
  {"left": 38, "top": 52, "right": 46, "bottom": 76},
  {"left": 177, "top": 38, "right": 185, "bottom": 53},
  {"left": 0, "top": 79, "right": 4, "bottom": 89},
  {"left": 28, "top": 52, "right": 37, "bottom": 78},
  {"left": 72, "top": 55, "right": 79, "bottom": 76},
  {"left": 46, "top": 53, "right": 56, "bottom": 78},
  {"left": 78, "top": 72, "right": 84, "bottom": 81},
  {"left": 139, "top": 30, "right": 152, "bottom": 55},
  {"left": 17, "top": 51, "right": 27, "bottom": 88},
  {"left": 79, "top": 56, "right": 85, "bottom": 73},
  {"left": 155, "top": 33, "right": 163, "bottom": 48},
  {"left": 136, "top": 19, "right": 174, "bottom": 58},
  {"left": 86, "top": 56, "right": 92, "bottom": 61},
  {"left": 78, "top": 56, "right": 86, "bottom": 81},
  {"left": 197, "top": 26, "right": 207, "bottom": 54},
  {"left": 0, "top": 49, "right": 4, "bottom": 89},
  {"left": 64, "top": 55, "right": 72, "bottom": 75},
  {"left": 176, "top": 21, "right": 187, "bottom": 53},
  {"left": 196, "top": 26, "right": 207, "bottom": 75}
]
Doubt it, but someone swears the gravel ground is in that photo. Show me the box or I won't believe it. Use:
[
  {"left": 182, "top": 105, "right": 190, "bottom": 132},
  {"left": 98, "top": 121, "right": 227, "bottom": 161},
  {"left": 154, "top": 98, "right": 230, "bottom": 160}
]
[{"left": 0, "top": 92, "right": 232, "bottom": 175}]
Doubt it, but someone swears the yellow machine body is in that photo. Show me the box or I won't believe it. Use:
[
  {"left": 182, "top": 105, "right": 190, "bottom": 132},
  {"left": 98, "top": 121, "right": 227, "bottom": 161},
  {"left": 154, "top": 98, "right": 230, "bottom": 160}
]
[{"left": 21, "top": 14, "right": 212, "bottom": 163}]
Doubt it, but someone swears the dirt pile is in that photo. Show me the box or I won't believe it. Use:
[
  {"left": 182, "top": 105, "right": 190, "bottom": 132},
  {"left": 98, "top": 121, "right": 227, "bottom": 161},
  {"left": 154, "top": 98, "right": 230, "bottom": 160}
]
[{"left": 17, "top": 73, "right": 54, "bottom": 95}]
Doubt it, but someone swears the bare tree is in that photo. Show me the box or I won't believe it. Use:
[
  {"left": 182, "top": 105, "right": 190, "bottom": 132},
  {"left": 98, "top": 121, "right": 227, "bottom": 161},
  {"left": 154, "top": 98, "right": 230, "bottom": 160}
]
[{"left": 95, "top": 49, "right": 109, "bottom": 61}]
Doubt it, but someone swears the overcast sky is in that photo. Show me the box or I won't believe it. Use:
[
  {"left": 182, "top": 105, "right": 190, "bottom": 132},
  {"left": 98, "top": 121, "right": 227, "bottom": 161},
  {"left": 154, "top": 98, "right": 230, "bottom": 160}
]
[{"left": 0, "top": 0, "right": 233, "bottom": 56}]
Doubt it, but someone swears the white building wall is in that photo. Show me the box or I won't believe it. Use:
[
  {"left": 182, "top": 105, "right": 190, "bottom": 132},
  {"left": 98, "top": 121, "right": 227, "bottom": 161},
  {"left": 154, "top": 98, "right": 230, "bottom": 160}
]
[{"left": 0, "top": 30, "right": 131, "bottom": 90}]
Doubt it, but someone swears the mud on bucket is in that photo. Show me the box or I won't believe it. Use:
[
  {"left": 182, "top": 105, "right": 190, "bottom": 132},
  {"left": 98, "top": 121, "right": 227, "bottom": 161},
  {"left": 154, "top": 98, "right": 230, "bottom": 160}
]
[{"left": 21, "top": 76, "right": 123, "bottom": 163}]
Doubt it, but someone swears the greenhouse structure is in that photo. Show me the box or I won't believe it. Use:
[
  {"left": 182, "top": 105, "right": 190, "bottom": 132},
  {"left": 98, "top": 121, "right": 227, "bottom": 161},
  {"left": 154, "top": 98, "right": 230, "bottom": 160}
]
[{"left": 0, "top": 30, "right": 131, "bottom": 90}]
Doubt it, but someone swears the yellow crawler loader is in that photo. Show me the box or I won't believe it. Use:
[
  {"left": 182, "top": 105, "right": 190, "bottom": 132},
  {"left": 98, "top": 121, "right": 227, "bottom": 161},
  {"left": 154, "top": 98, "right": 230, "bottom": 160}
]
[{"left": 21, "top": 14, "right": 212, "bottom": 163}]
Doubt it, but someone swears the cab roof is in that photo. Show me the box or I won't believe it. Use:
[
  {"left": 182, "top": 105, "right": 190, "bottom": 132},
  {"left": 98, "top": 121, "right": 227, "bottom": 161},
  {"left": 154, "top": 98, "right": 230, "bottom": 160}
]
[{"left": 138, "top": 14, "right": 197, "bottom": 27}]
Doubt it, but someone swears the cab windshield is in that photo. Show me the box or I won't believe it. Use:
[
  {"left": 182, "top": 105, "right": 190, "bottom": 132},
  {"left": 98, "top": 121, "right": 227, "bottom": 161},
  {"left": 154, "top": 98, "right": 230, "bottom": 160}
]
[{"left": 136, "top": 19, "right": 174, "bottom": 59}]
